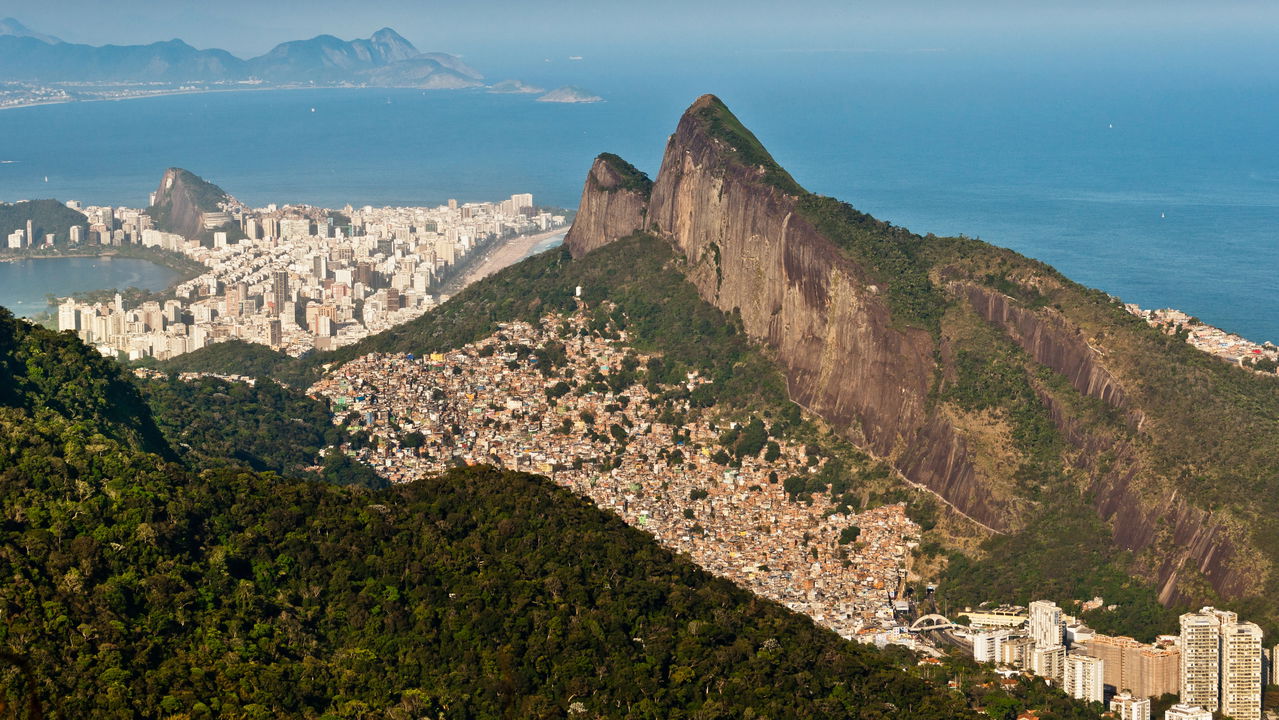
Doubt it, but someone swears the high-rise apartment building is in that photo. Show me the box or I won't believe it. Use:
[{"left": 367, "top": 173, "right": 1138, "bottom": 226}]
[
  {"left": 1029, "top": 600, "right": 1065, "bottom": 649},
  {"left": 510, "top": 193, "right": 534, "bottom": 215},
  {"left": 271, "top": 271, "right": 289, "bottom": 315},
  {"left": 1082, "top": 634, "right": 1180, "bottom": 699},
  {"left": 1109, "top": 692, "right": 1151, "bottom": 720},
  {"left": 972, "top": 629, "right": 1015, "bottom": 663},
  {"left": 1220, "top": 620, "right": 1262, "bottom": 720},
  {"left": 1032, "top": 644, "right": 1067, "bottom": 683},
  {"left": 1180, "top": 608, "right": 1226, "bottom": 711},
  {"left": 1179, "top": 606, "right": 1261, "bottom": 719},
  {"left": 1063, "top": 653, "right": 1105, "bottom": 704}
]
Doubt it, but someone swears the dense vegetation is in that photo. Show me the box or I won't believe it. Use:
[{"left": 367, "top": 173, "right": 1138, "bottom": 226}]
[
  {"left": 159, "top": 339, "right": 312, "bottom": 387},
  {"left": 693, "top": 97, "right": 803, "bottom": 195},
  {"left": 0, "top": 199, "right": 88, "bottom": 246},
  {"left": 0, "top": 308, "right": 999, "bottom": 719},
  {"left": 139, "top": 374, "right": 380, "bottom": 487},
  {"left": 596, "top": 152, "right": 654, "bottom": 195},
  {"left": 0, "top": 307, "right": 168, "bottom": 457}
]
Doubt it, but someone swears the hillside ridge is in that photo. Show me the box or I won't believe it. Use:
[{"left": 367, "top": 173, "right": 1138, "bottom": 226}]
[{"left": 567, "top": 93, "right": 1279, "bottom": 621}]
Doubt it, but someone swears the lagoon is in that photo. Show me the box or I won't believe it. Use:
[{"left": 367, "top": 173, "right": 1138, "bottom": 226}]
[{"left": 0, "top": 256, "right": 181, "bottom": 318}]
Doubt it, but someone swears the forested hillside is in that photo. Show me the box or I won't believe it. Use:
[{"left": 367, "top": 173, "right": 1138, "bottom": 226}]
[
  {"left": 0, "top": 199, "right": 87, "bottom": 246},
  {"left": 138, "top": 373, "right": 381, "bottom": 487},
  {"left": 0, "top": 306, "right": 1014, "bottom": 718}
]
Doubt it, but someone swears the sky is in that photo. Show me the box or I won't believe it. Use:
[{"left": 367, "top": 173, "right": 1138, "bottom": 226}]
[{"left": 2, "top": 0, "right": 1278, "bottom": 63}]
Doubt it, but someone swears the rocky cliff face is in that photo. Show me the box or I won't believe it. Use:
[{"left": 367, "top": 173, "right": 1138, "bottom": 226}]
[
  {"left": 563, "top": 94, "right": 1260, "bottom": 603},
  {"left": 563, "top": 154, "right": 651, "bottom": 259},
  {"left": 147, "top": 167, "right": 235, "bottom": 241},
  {"left": 645, "top": 95, "right": 1007, "bottom": 530}
]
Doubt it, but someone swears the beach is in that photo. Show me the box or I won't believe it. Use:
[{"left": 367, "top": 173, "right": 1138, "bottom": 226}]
[{"left": 443, "top": 228, "right": 565, "bottom": 294}]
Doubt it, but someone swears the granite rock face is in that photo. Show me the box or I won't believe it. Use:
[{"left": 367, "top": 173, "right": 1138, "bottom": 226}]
[
  {"left": 147, "top": 167, "right": 234, "bottom": 241},
  {"left": 563, "top": 154, "right": 651, "bottom": 259},
  {"left": 562, "top": 93, "right": 1257, "bottom": 601}
]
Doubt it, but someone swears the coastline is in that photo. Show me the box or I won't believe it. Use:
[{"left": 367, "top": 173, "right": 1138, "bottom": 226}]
[
  {"left": 0, "top": 82, "right": 485, "bottom": 113},
  {"left": 0, "top": 246, "right": 207, "bottom": 316},
  {"left": 442, "top": 228, "right": 566, "bottom": 296},
  {"left": 0, "top": 245, "right": 206, "bottom": 277}
]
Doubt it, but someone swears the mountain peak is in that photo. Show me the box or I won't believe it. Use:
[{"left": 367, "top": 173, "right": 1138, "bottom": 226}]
[
  {"left": 675, "top": 94, "right": 802, "bottom": 195},
  {"left": 0, "top": 17, "right": 61, "bottom": 44},
  {"left": 687, "top": 93, "right": 725, "bottom": 113},
  {"left": 148, "top": 168, "right": 239, "bottom": 242},
  {"left": 371, "top": 27, "right": 406, "bottom": 41}
]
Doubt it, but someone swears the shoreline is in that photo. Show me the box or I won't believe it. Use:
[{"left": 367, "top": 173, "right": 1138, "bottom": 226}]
[
  {"left": 442, "top": 228, "right": 566, "bottom": 295},
  {"left": 0, "top": 246, "right": 207, "bottom": 316},
  {"left": 0, "top": 82, "right": 487, "bottom": 113},
  {"left": 0, "top": 246, "right": 205, "bottom": 276}
]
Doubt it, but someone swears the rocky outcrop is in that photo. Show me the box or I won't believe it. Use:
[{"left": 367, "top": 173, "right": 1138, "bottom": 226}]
[
  {"left": 960, "top": 283, "right": 1129, "bottom": 411},
  {"left": 563, "top": 154, "right": 650, "bottom": 259},
  {"left": 639, "top": 95, "right": 1007, "bottom": 530},
  {"left": 564, "top": 93, "right": 1257, "bottom": 602},
  {"left": 147, "top": 168, "right": 236, "bottom": 241},
  {"left": 1036, "top": 389, "right": 1253, "bottom": 602},
  {"left": 958, "top": 281, "right": 1256, "bottom": 598}
]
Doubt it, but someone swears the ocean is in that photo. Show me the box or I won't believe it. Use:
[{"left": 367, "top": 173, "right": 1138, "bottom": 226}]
[{"left": 0, "top": 45, "right": 1275, "bottom": 341}]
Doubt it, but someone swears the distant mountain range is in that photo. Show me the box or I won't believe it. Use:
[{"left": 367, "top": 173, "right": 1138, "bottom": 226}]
[{"left": 0, "top": 19, "right": 483, "bottom": 88}]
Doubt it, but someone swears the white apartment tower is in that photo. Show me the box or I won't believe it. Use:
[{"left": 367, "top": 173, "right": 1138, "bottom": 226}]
[
  {"left": 972, "top": 628, "right": 1014, "bottom": 664},
  {"left": 1179, "top": 606, "right": 1262, "bottom": 719},
  {"left": 1032, "top": 644, "right": 1067, "bottom": 684},
  {"left": 1029, "top": 600, "right": 1065, "bottom": 649},
  {"left": 1109, "top": 692, "right": 1151, "bottom": 720},
  {"left": 1063, "top": 653, "right": 1105, "bottom": 704},
  {"left": 1179, "top": 608, "right": 1225, "bottom": 711},
  {"left": 510, "top": 193, "right": 533, "bottom": 213},
  {"left": 1221, "top": 620, "right": 1262, "bottom": 720}
]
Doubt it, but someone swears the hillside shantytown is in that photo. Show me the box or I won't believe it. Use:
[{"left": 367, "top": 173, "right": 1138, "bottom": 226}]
[{"left": 309, "top": 303, "right": 1274, "bottom": 720}]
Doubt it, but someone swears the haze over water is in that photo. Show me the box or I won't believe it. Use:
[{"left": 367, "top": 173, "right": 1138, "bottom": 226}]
[{"left": 1, "top": 41, "right": 1275, "bottom": 341}]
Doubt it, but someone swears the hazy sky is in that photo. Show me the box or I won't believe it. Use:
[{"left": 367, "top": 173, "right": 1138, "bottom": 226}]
[{"left": 2, "top": 0, "right": 1276, "bottom": 61}]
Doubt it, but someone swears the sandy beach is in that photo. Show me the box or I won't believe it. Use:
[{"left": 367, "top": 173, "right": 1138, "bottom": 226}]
[{"left": 443, "top": 228, "right": 566, "bottom": 294}]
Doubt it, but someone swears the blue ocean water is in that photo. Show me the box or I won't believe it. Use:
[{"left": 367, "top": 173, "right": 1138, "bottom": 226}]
[
  {"left": 0, "top": 46, "right": 1275, "bottom": 340},
  {"left": 0, "top": 256, "right": 181, "bottom": 317}
]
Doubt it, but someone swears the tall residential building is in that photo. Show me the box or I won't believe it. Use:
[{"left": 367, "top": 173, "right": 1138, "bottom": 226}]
[
  {"left": 1029, "top": 600, "right": 1065, "bottom": 649},
  {"left": 972, "top": 629, "right": 1015, "bottom": 663},
  {"left": 1272, "top": 643, "right": 1279, "bottom": 685},
  {"left": 1163, "top": 705, "right": 1212, "bottom": 720},
  {"left": 57, "top": 301, "right": 79, "bottom": 332},
  {"left": 1178, "top": 606, "right": 1261, "bottom": 720},
  {"left": 510, "top": 192, "right": 534, "bottom": 214},
  {"left": 1032, "top": 644, "right": 1066, "bottom": 683},
  {"left": 1220, "top": 620, "right": 1262, "bottom": 720},
  {"left": 1063, "top": 653, "right": 1105, "bottom": 704},
  {"left": 271, "top": 271, "right": 289, "bottom": 315},
  {"left": 1179, "top": 608, "right": 1226, "bottom": 711},
  {"left": 1082, "top": 634, "right": 1180, "bottom": 699},
  {"left": 1109, "top": 692, "right": 1151, "bottom": 720}
]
